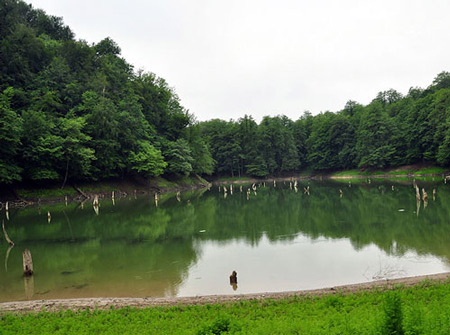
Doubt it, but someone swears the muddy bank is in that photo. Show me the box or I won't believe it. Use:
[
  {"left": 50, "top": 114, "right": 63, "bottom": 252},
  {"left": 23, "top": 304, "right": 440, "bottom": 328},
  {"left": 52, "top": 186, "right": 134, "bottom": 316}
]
[{"left": 1, "top": 272, "right": 448, "bottom": 313}]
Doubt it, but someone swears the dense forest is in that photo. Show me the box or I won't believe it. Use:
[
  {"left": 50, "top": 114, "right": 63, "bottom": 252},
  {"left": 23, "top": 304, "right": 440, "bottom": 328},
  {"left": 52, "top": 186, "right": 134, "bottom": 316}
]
[
  {"left": 1, "top": 0, "right": 450, "bottom": 187},
  {"left": 199, "top": 74, "right": 450, "bottom": 177}
]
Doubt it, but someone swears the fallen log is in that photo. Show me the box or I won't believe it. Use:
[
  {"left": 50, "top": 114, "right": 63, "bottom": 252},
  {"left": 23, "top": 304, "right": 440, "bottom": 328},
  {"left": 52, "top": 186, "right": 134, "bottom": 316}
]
[{"left": 73, "top": 185, "right": 89, "bottom": 199}]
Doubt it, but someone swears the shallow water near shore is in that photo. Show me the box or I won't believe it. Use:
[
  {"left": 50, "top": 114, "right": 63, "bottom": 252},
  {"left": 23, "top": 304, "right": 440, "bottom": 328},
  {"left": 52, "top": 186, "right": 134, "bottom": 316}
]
[{"left": 1, "top": 179, "right": 449, "bottom": 302}]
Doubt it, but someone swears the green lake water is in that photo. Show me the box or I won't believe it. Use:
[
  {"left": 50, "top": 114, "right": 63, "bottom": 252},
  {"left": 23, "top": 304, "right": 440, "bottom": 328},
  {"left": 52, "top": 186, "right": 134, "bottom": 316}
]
[{"left": 0, "top": 179, "right": 449, "bottom": 302}]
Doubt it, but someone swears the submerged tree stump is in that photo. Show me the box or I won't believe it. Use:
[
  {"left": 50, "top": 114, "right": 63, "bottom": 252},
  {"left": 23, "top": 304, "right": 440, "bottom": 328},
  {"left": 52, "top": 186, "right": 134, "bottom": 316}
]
[
  {"left": 229, "top": 271, "right": 237, "bottom": 284},
  {"left": 229, "top": 271, "right": 238, "bottom": 291},
  {"left": 23, "top": 249, "right": 33, "bottom": 277}
]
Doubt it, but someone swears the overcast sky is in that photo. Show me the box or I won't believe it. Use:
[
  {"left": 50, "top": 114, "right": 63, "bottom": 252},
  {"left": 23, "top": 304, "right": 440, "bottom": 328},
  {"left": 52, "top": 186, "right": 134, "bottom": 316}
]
[{"left": 28, "top": 0, "right": 450, "bottom": 122}]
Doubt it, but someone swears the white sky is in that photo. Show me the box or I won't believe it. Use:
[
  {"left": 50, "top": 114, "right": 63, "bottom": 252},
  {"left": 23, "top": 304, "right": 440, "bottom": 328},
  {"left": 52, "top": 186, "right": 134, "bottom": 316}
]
[{"left": 28, "top": 0, "right": 450, "bottom": 122}]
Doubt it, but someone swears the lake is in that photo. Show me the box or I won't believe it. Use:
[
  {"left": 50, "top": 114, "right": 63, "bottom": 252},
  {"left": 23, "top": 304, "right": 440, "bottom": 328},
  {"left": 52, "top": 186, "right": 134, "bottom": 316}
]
[{"left": 1, "top": 179, "right": 449, "bottom": 302}]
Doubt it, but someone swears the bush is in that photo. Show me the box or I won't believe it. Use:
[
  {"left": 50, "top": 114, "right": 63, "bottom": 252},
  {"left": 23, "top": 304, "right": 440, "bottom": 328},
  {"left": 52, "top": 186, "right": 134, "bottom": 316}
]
[{"left": 381, "top": 291, "right": 405, "bottom": 335}]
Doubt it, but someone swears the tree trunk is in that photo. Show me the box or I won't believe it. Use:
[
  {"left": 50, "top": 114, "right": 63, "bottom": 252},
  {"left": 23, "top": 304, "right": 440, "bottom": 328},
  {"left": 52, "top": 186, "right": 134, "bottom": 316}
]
[{"left": 61, "top": 158, "right": 69, "bottom": 190}]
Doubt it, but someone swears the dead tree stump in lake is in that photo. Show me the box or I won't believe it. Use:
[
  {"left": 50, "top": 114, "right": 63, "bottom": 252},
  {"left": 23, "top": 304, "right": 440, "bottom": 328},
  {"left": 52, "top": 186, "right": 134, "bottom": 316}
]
[
  {"left": 23, "top": 249, "right": 33, "bottom": 277},
  {"left": 229, "top": 271, "right": 238, "bottom": 291}
]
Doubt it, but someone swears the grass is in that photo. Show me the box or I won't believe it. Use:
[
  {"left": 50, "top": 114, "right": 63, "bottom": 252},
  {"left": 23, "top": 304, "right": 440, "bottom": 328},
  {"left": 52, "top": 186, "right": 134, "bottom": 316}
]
[
  {"left": 331, "top": 169, "right": 371, "bottom": 177},
  {"left": 154, "top": 177, "right": 178, "bottom": 188},
  {"left": 16, "top": 187, "right": 77, "bottom": 199},
  {"left": 1, "top": 281, "right": 449, "bottom": 334},
  {"left": 414, "top": 167, "right": 447, "bottom": 175},
  {"left": 155, "top": 175, "right": 209, "bottom": 188},
  {"left": 331, "top": 166, "right": 448, "bottom": 178},
  {"left": 215, "top": 176, "right": 255, "bottom": 182},
  {"left": 79, "top": 184, "right": 119, "bottom": 193}
]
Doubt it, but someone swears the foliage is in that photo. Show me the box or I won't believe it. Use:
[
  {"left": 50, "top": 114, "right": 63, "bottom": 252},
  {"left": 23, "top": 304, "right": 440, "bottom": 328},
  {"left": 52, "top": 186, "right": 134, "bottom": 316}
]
[
  {"left": 0, "top": 0, "right": 450, "bottom": 187},
  {"left": 1, "top": 282, "right": 449, "bottom": 334},
  {"left": 0, "top": 87, "right": 23, "bottom": 183},
  {"left": 0, "top": 0, "right": 213, "bottom": 186},
  {"left": 128, "top": 141, "right": 166, "bottom": 177},
  {"left": 381, "top": 292, "right": 405, "bottom": 335}
]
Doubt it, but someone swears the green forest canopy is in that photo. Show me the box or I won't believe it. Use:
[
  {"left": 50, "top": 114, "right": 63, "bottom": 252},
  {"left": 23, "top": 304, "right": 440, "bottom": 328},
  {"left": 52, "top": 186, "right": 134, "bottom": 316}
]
[{"left": 1, "top": 0, "right": 450, "bottom": 185}]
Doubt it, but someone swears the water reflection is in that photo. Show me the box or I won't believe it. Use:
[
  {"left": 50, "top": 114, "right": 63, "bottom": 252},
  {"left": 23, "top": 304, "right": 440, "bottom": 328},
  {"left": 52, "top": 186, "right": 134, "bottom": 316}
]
[{"left": 0, "top": 180, "right": 449, "bottom": 302}]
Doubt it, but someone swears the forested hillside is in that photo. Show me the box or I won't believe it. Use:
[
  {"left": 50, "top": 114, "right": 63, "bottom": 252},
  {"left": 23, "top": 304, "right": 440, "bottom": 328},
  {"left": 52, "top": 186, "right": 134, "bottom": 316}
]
[
  {"left": 0, "top": 0, "right": 214, "bottom": 187},
  {"left": 1, "top": 0, "right": 449, "bottom": 187},
  {"left": 199, "top": 76, "right": 450, "bottom": 177}
]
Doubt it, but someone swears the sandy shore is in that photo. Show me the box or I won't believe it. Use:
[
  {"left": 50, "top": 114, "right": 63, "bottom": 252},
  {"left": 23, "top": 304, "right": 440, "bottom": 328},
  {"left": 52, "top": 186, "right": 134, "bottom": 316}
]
[{"left": 1, "top": 272, "right": 449, "bottom": 313}]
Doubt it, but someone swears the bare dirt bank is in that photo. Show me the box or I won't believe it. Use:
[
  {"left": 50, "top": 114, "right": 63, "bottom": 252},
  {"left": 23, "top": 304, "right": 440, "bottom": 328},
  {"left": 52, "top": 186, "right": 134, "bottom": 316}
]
[{"left": 1, "top": 272, "right": 449, "bottom": 313}]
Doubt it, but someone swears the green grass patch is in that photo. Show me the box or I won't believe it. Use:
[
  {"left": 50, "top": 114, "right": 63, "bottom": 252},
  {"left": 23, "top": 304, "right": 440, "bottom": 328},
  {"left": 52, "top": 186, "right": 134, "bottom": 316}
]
[
  {"left": 414, "top": 167, "right": 447, "bottom": 175},
  {"left": 16, "top": 187, "right": 77, "bottom": 199},
  {"left": 331, "top": 166, "right": 448, "bottom": 178},
  {"left": 1, "top": 281, "right": 449, "bottom": 334},
  {"left": 79, "top": 184, "right": 119, "bottom": 193},
  {"left": 154, "top": 177, "right": 178, "bottom": 188},
  {"left": 331, "top": 169, "right": 369, "bottom": 177},
  {"left": 298, "top": 169, "right": 316, "bottom": 177},
  {"left": 155, "top": 175, "right": 208, "bottom": 189},
  {"left": 215, "top": 176, "right": 254, "bottom": 182}
]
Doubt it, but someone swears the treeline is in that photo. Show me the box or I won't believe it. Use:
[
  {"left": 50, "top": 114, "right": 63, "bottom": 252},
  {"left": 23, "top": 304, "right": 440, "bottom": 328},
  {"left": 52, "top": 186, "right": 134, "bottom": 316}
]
[
  {"left": 0, "top": 0, "right": 213, "bottom": 186},
  {"left": 199, "top": 73, "right": 450, "bottom": 177},
  {"left": 1, "top": 1, "right": 450, "bottom": 187}
]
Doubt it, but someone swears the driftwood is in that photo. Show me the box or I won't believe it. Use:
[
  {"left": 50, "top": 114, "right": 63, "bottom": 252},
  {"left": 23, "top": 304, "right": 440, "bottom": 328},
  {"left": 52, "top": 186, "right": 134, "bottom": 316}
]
[
  {"left": 2, "top": 220, "right": 14, "bottom": 246},
  {"left": 23, "top": 249, "right": 33, "bottom": 276},
  {"left": 73, "top": 185, "right": 89, "bottom": 199}
]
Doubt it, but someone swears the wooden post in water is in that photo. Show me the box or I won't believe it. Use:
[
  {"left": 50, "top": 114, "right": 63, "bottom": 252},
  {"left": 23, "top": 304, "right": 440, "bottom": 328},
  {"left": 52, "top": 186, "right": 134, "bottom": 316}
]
[
  {"left": 422, "top": 188, "right": 428, "bottom": 202},
  {"left": 93, "top": 195, "right": 100, "bottom": 214},
  {"left": 93, "top": 195, "right": 99, "bottom": 207},
  {"left": 415, "top": 185, "right": 421, "bottom": 202},
  {"left": 2, "top": 220, "right": 14, "bottom": 246},
  {"left": 23, "top": 249, "right": 33, "bottom": 276},
  {"left": 5, "top": 201, "right": 9, "bottom": 221}
]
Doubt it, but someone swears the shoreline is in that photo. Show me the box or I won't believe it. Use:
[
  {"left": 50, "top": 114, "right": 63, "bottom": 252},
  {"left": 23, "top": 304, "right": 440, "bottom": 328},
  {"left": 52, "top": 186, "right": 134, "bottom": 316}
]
[
  {"left": 1, "top": 272, "right": 449, "bottom": 313},
  {"left": 2, "top": 171, "right": 447, "bottom": 209},
  {"left": 212, "top": 173, "right": 447, "bottom": 185},
  {"left": 0, "top": 176, "right": 211, "bottom": 209}
]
